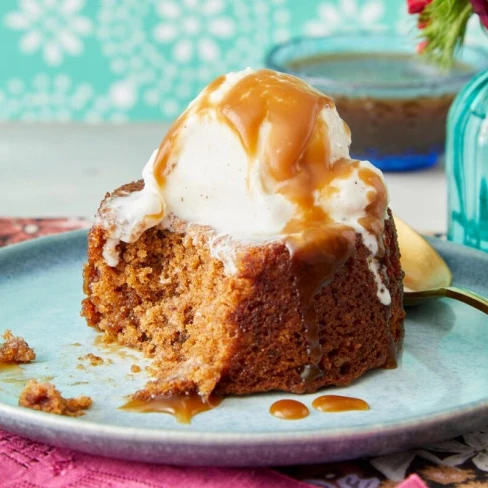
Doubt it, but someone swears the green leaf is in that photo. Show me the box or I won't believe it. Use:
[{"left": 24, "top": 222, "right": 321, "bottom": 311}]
[{"left": 419, "top": 0, "right": 473, "bottom": 68}]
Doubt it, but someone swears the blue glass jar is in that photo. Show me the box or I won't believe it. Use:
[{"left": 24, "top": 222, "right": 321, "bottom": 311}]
[{"left": 447, "top": 70, "right": 488, "bottom": 252}]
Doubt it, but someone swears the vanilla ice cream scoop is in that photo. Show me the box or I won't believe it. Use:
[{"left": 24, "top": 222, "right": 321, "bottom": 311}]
[
  {"left": 98, "top": 68, "right": 390, "bottom": 305},
  {"left": 146, "top": 68, "right": 354, "bottom": 239}
]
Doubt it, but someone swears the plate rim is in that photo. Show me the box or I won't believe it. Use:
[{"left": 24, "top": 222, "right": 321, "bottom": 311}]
[
  {"left": 0, "top": 393, "right": 487, "bottom": 444},
  {"left": 1, "top": 229, "right": 488, "bottom": 465}
]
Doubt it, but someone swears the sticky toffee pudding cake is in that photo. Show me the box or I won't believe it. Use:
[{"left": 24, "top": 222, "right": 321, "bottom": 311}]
[{"left": 82, "top": 69, "right": 405, "bottom": 400}]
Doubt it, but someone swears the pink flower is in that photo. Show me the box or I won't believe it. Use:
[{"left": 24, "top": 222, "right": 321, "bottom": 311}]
[
  {"left": 417, "top": 40, "right": 429, "bottom": 53},
  {"left": 407, "top": 0, "right": 433, "bottom": 14}
]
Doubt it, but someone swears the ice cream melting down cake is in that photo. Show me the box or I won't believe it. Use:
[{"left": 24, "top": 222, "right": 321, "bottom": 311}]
[{"left": 83, "top": 68, "right": 405, "bottom": 398}]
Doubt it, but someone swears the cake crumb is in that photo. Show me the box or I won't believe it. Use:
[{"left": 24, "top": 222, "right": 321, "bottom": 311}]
[
  {"left": 94, "top": 334, "right": 116, "bottom": 347},
  {"left": 79, "top": 353, "right": 104, "bottom": 366},
  {"left": 19, "top": 380, "right": 92, "bottom": 417},
  {"left": 131, "top": 364, "right": 141, "bottom": 373},
  {"left": 0, "top": 330, "right": 36, "bottom": 363}
]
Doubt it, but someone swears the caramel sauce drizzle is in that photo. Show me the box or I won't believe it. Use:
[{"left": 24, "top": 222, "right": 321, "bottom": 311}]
[
  {"left": 269, "top": 399, "right": 309, "bottom": 420},
  {"left": 312, "top": 395, "right": 370, "bottom": 412},
  {"left": 151, "top": 69, "right": 390, "bottom": 386},
  {"left": 120, "top": 393, "right": 223, "bottom": 424}
]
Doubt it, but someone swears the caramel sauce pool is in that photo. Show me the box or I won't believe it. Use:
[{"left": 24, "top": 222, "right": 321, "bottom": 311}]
[
  {"left": 152, "top": 69, "right": 390, "bottom": 385},
  {"left": 120, "top": 393, "right": 223, "bottom": 424},
  {"left": 312, "top": 395, "right": 370, "bottom": 412},
  {"left": 0, "top": 363, "right": 23, "bottom": 373},
  {"left": 269, "top": 399, "right": 310, "bottom": 420}
]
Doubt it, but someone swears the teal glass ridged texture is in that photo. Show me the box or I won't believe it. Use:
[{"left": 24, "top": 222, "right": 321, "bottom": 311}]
[{"left": 447, "top": 70, "right": 488, "bottom": 252}]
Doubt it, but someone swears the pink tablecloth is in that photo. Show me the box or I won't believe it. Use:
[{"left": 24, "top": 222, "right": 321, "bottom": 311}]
[{"left": 1, "top": 218, "right": 487, "bottom": 488}]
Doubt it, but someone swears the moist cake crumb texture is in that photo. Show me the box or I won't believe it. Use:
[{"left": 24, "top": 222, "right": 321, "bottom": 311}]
[
  {"left": 79, "top": 353, "right": 104, "bottom": 366},
  {"left": 81, "top": 69, "right": 406, "bottom": 400},
  {"left": 0, "top": 330, "right": 36, "bottom": 363},
  {"left": 19, "top": 380, "right": 92, "bottom": 417},
  {"left": 82, "top": 182, "right": 405, "bottom": 399}
]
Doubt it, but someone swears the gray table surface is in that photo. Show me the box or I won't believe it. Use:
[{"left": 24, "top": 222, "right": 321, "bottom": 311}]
[{"left": 0, "top": 122, "right": 447, "bottom": 233}]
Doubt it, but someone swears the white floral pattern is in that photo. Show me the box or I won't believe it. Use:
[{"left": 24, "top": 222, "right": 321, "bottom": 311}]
[
  {"left": 304, "top": 473, "right": 381, "bottom": 487},
  {"left": 0, "top": 74, "right": 93, "bottom": 121},
  {"left": 304, "top": 0, "right": 386, "bottom": 36},
  {"left": 4, "top": 0, "right": 92, "bottom": 66},
  {"left": 95, "top": 0, "right": 179, "bottom": 118},
  {"left": 421, "top": 430, "right": 488, "bottom": 471},
  {"left": 0, "top": 0, "right": 486, "bottom": 121},
  {"left": 370, "top": 428, "right": 488, "bottom": 482},
  {"left": 0, "top": 73, "right": 131, "bottom": 123},
  {"left": 153, "top": 0, "right": 235, "bottom": 63}
]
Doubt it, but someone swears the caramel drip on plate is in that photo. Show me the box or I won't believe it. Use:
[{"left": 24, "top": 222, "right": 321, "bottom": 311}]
[
  {"left": 151, "top": 69, "right": 389, "bottom": 386},
  {"left": 269, "top": 399, "right": 310, "bottom": 420},
  {"left": 0, "top": 363, "right": 23, "bottom": 373},
  {"left": 312, "top": 395, "right": 370, "bottom": 412},
  {"left": 120, "top": 393, "right": 223, "bottom": 424}
]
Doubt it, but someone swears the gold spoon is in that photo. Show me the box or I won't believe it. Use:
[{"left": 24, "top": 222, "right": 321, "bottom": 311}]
[{"left": 393, "top": 216, "right": 488, "bottom": 314}]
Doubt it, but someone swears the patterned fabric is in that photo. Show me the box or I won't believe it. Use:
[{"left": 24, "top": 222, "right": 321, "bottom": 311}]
[
  {"left": 0, "top": 217, "right": 90, "bottom": 247},
  {"left": 0, "top": 431, "right": 311, "bottom": 488},
  {"left": 0, "top": 218, "right": 487, "bottom": 487},
  {"left": 0, "top": 0, "right": 486, "bottom": 122},
  {"left": 281, "top": 432, "right": 488, "bottom": 487}
]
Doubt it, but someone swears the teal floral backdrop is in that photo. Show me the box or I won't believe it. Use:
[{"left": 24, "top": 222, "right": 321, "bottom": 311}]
[{"left": 1, "top": 0, "right": 486, "bottom": 122}]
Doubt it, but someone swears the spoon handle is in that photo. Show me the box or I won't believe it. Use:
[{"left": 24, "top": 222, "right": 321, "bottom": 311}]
[
  {"left": 442, "top": 287, "right": 488, "bottom": 314},
  {"left": 406, "top": 287, "right": 488, "bottom": 315}
]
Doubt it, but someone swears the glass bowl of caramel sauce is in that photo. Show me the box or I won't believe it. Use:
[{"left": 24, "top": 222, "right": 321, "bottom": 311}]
[{"left": 266, "top": 33, "right": 488, "bottom": 171}]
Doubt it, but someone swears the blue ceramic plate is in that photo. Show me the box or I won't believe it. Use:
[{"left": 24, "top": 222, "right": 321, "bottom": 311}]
[{"left": 0, "top": 231, "right": 487, "bottom": 466}]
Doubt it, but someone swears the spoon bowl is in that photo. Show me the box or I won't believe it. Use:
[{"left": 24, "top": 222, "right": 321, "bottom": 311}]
[{"left": 393, "top": 216, "right": 488, "bottom": 314}]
